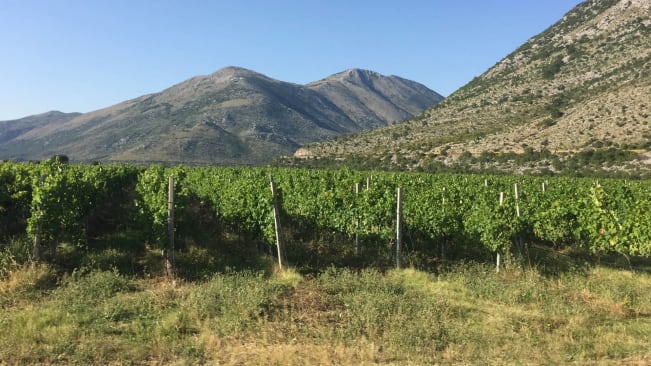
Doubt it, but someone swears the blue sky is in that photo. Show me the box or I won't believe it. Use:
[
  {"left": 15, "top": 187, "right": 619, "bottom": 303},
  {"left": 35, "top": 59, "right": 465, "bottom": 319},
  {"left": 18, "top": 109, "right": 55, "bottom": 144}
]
[{"left": 0, "top": 0, "right": 582, "bottom": 121}]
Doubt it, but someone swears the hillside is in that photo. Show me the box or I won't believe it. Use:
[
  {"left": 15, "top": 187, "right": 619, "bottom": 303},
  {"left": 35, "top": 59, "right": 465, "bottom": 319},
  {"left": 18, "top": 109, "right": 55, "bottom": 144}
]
[
  {"left": 295, "top": 0, "right": 651, "bottom": 175},
  {"left": 0, "top": 111, "right": 80, "bottom": 146},
  {"left": 0, "top": 67, "right": 442, "bottom": 165}
]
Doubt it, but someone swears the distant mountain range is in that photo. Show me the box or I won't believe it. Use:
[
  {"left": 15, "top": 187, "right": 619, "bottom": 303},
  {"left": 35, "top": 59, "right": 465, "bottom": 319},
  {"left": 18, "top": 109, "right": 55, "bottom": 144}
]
[
  {"left": 296, "top": 0, "right": 651, "bottom": 174},
  {"left": 0, "top": 67, "right": 443, "bottom": 164}
]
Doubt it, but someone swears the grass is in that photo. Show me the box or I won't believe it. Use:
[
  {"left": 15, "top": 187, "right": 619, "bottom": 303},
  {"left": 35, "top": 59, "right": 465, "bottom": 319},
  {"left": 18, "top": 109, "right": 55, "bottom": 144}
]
[{"left": 1, "top": 252, "right": 650, "bottom": 365}]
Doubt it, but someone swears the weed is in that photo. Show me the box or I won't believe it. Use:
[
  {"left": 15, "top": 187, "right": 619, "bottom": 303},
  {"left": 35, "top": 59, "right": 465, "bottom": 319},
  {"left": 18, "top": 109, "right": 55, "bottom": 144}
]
[{"left": 0, "top": 262, "right": 650, "bottom": 364}]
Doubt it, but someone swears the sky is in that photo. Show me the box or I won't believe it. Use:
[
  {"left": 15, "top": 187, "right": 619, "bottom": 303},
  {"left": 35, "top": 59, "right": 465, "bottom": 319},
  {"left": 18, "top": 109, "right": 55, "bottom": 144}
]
[{"left": 0, "top": 0, "right": 583, "bottom": 121}]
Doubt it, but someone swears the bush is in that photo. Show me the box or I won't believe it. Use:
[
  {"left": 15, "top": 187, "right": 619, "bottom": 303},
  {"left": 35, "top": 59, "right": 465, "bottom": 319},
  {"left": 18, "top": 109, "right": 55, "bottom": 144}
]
[
  {"left": 55, "top": 269, "right": 133, "bottom": 307},
  {"left": 541, "top": 56, "right": 565, "bottom": 80},
  {"left": 0, "top": 236, "right": 32, "bottom": 277}
]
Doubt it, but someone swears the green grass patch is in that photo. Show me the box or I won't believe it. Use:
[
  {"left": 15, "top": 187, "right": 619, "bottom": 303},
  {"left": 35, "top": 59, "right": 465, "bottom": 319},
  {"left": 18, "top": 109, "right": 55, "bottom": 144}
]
[{"left": 1, "top": 262, "right": 650, "bottom": 364}]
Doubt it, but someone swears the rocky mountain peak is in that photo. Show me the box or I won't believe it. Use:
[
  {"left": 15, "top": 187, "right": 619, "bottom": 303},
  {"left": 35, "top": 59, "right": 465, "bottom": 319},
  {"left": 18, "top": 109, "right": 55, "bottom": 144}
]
[
  {"left": 208, "top": 66, "right": 269, "bottom": 82},
  {"left": 315, "top": 68, "right": 382, "bottom": 86}
]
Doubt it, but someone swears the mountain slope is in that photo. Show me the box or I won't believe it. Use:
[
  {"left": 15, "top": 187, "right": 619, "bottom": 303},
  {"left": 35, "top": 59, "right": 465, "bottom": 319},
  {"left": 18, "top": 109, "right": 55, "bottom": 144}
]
[
  {"left": 297, "top": 0, "right": 651, "bottom": 173},
  {"left": 0, "top": 111, "right": 80, "bottom": 144},
  {"left": 0, "top": 67, "right": 443, "bottom": 164},
  {"left": 308, "top": 69, "right": 441, "bottom": 129}
]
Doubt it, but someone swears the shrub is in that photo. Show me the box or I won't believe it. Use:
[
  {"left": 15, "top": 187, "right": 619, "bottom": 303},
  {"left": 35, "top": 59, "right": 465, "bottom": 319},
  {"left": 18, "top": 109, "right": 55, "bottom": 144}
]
[{"left": 55, "top": 269, "right": 133, "bottom": 307}]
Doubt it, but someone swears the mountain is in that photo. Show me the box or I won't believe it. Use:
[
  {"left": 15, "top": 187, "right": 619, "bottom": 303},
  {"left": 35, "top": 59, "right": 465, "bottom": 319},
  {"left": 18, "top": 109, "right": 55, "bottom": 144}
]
[
  {"left": 308, "top": 69, "right": 441, "bottom": 129},
  {"left": 0, "top": 67, "right": 443, "bottom": 164},
  {"left": 0, "top": 111, "right": 80, "bottom": 145},
  {"left": 295, "top": 0, "right": 651, "bottom": 174}
]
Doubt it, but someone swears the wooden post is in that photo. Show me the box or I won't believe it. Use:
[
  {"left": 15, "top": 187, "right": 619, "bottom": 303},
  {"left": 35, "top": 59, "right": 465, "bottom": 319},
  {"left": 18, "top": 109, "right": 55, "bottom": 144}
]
[
  {"left": 514, "top": 183, "right": 520, "bottom": 218},
  {"left": 355, "top": 182, "right": 361, "bottom": 256},
  {"left": 396, "top": 187, "right": 403, "bottom": 269},
  {"left": 542, "top": 181, "right": 546, "bottom": 193},
  {"left": 32, "top": 221, "right": 42, "bottom": 263},
  {"left": 32, "top": 174, "right": 46, "bottom": 263},
  {"left": 497, "top": 191, "right": 504, "bottom": 273},
  {"left": 515, "top": 182, "right": 524, "bottom": 261},
  {"left": 166, "top": 176, "right": 175, "bottom": 277},
  {"left": 270, "top": 175, "right": 286, "bottom": 270},
  {"left": 366, "top": 176, "right": 371, "bottom": 190},
  {"left": 441, "top": 187, "right": 446, "bottom": 258}
]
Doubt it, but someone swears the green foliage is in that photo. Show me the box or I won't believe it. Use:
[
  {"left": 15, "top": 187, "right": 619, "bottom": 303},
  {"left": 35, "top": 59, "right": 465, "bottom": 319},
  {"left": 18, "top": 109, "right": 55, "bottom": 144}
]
[
  {"left": 0, "top": 162, "right": 33, "bottom": 238},
  {"left": 4, "top": 161, "right": 127, "bottom": 264},
  {"left": 578, "top": 183, "right": 651, "bottom": 256},
  {"left": 182, "top": 167, "right": 275, "bottom": 244},
  {"left": 1, "top": 260, "right": 651, "bottom": 364},
  {"left": 135, "top": 166, "right": 176, "bottom": 246},
  {"left": 21, "top": 161, "right": 139, "bottom": 261},
  {"left": 0, "top": 236, "right": 32, "bottom": 277},
  {"left": 2, "top": 163, "right": 651, "bottom": 275},
  {"left": 545, "top": 93, "right": 568, "bottom": 118},
  {"left": 56, "top": 268, "right": 133, "bottom": 307},
  {"left": 542, "top": 55, "right": 565, "bottom": 80},
  {"left": 318, "top": 268, "right": 451, "bottom": 354},
  {"left": 186, "top": 270, "right": 289, "bottom": 334},
  {"left": 531, "top": 191, "right": 580, "bottom": 247},
  {"left": 567, "top": 148, "right": 638, "bottom": 167},
  {"left": 463, "top": 184, "right": 525, "bottom": 254}
]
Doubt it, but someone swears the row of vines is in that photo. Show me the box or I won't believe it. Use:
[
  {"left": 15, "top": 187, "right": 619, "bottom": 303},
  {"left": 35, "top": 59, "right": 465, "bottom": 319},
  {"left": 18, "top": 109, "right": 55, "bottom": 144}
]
[{"left": 1, "top": 160, "right": 650, "bottom": 268}]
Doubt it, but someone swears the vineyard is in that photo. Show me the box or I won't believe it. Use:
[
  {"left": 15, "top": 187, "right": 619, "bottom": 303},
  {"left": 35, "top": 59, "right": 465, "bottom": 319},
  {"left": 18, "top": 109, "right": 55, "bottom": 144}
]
[
  {"left": 3, "top": 159, "right": 651, "bottom": 364},
  {"left": 2, "top": 159, "right": 650, "bottom": 273}
]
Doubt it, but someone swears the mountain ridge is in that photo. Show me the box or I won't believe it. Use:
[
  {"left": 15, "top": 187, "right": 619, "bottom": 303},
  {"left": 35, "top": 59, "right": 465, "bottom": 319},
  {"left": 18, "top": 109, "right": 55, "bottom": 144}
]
[
  {"left": 295, "top": 0, "right": 651, "bottom": 175},
  {"left": 0, "top": 67, "right": 443, "bottom": 164}
]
